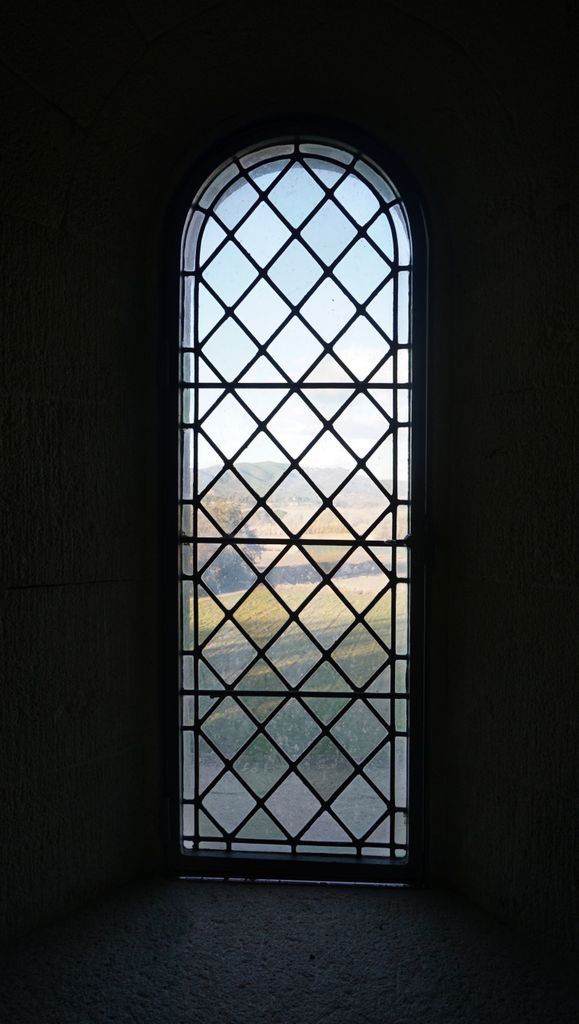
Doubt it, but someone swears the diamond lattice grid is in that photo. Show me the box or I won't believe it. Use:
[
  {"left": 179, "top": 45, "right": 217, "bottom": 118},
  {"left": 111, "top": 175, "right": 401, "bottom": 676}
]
[{"left": 180, "top": 144, "right": 410, "bottom": 858}]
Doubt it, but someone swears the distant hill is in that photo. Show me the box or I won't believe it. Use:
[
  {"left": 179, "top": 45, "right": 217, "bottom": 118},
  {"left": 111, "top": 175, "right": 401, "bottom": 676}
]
[
  {"left": 198, "top": 461, "right": 286, "bottom": 497},
  {"left": 199, "top": 462, "right": 392, "bottom": 504}
]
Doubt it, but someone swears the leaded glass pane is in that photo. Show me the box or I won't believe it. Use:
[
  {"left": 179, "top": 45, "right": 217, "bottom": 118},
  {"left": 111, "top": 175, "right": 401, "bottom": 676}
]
[{"left": 178, "top": 138, "right": 412, "bottom": 862}]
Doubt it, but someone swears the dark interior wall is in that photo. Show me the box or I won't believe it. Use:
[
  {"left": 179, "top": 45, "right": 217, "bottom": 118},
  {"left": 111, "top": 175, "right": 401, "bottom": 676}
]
[{"left": 1, "top": 1, "right": 576, "bottom": 951}]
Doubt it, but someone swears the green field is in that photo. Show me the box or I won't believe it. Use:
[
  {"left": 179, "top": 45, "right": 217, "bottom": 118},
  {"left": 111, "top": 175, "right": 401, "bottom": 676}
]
[
  {"left": 198, "top": 578, "right": 391, "bottom": 679},
  {"left": 183, "top": 574, "right": 408, "bottom": 844}
]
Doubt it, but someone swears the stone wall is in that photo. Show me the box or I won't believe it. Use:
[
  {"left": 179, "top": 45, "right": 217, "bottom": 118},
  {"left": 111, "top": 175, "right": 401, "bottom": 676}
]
[{"left": 1, "top": 0, "right": 576, "bottom": 951}]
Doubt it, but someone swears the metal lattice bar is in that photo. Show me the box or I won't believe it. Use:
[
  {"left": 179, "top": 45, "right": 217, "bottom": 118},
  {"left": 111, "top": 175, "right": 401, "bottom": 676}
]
[{"left": 176, "top": 135, "right": 416, "bottom": 868}]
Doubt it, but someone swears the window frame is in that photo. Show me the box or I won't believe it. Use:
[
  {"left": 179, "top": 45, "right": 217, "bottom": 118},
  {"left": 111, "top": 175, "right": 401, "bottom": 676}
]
[{"left": 161, "top": 118, "right": 428, "bottom": 883}]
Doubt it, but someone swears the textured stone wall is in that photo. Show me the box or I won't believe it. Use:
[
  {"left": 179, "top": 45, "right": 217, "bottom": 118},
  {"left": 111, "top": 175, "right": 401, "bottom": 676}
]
[{"left": 1, "top": 1, "right": 576, "bottom": 951}]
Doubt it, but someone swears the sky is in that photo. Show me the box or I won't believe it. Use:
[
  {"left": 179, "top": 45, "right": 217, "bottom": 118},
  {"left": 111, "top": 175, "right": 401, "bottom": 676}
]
[{"left": 182, "top": 153, "right": 411, "bottom": 475}]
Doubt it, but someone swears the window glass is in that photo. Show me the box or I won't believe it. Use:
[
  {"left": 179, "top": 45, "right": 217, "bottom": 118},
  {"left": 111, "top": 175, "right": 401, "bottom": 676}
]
[{"left": 178, "top": 140, "right": 412, "bottom": 862}]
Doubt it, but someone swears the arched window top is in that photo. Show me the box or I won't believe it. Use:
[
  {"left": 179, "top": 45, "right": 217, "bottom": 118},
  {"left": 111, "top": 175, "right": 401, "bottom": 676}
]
[
  {"left": 182, "top": 139, "right": 411, "bottom": 300},
  {"left": 172, "top": 132, "right": 425, "bottom": 879},
  {"left": 180, "top": 138, "right": 413, "bottom": 388}
]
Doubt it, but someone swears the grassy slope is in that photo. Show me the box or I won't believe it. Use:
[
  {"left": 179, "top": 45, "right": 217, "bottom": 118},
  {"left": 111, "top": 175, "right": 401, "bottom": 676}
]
[{"left": 192, "top": 580, "right": 397, "bottom": 739}]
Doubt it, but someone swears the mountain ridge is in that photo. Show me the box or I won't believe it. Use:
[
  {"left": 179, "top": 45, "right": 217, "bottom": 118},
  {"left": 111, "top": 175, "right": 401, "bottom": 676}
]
[{"left": 199, "top": 461, "right": 393, "bottom": 502}]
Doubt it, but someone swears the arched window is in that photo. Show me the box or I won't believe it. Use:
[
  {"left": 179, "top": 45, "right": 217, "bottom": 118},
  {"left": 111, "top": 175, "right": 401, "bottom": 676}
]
[{"left": 167, "top": 130, "right": 426, "bottom": 880}]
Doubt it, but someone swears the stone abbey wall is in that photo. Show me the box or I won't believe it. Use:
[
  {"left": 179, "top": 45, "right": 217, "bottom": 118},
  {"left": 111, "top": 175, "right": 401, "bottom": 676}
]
[{"left": 1, "top": 0, "right": 577, "bottom": 952}]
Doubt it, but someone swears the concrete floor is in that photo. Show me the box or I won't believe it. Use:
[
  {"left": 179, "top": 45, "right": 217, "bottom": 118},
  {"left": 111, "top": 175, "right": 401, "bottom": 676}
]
[{"left": 0, "top": 879, "right": 576, "bottom": 1023}]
